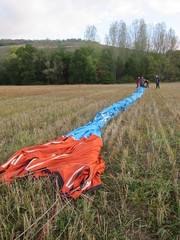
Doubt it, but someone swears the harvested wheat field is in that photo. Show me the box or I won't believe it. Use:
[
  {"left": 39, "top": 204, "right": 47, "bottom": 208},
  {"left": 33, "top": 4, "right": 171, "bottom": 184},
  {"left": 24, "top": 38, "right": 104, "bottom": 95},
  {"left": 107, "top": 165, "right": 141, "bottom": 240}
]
[{"left": 0, "top": 83, "right": 180, "bottom": 240}]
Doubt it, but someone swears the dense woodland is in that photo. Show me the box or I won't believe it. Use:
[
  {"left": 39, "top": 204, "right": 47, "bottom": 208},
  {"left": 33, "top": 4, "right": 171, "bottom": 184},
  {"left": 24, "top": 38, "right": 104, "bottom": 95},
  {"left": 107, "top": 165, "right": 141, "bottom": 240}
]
[{"left": 0, "top": 19, "right": 180, "bottom": 85}]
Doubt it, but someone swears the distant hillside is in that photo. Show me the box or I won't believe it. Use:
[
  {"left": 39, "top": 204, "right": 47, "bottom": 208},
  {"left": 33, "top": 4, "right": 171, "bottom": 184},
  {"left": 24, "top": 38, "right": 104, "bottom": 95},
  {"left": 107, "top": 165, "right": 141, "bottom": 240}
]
[
  {"left": 0, "top": 38, "right": 100, "bottom": 61},
  {"left": 0, "top": 38, "right": 87, "bottom": 47}
]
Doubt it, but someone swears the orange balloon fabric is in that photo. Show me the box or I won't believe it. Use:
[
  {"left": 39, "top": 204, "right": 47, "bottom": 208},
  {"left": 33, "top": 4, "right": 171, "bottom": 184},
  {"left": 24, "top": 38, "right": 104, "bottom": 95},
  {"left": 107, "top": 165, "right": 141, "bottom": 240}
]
[
  {"left": 0, "top": 87, "right": 147, "bottom": 199},
  {"left": 0, "top": 134, "right": 105, "bottom": 199}
]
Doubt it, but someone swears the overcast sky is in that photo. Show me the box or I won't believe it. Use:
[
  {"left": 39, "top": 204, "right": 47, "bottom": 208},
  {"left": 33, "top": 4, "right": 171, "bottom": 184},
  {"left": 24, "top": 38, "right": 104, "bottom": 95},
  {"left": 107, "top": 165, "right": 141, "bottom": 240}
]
[{"left": 0, "top": 0, "right": 180, "bottom": 42}]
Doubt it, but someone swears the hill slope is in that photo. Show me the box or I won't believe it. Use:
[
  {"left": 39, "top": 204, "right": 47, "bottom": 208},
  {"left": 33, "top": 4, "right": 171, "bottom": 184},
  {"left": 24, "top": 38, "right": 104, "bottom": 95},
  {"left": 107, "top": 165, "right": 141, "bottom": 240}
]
[{"left": 0, "top": 38, "right": 100, "bottom": 61}]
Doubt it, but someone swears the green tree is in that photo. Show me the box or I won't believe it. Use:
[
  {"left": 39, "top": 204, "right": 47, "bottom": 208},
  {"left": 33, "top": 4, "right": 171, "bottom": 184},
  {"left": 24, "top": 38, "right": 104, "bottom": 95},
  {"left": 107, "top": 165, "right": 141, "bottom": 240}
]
[
  {"left": 35, "top": 49, "right": 47, "bottom": 84},
  {"left": 164, "top": 50, "right": 180, "bottom": 81},
  {"left": 125, "top": 55, "right": 137, "bottom": 80},
  {"left": 98, "top": 48, "right": 115, "bottom": 84},
  {"left": 0, "top": 47, "right": 21, "bottom": 85},
  {"left": 42, "top": 45, "right": 65, "bottom": 84},
  {"left": 69, "top": 46, "right": 98, "bottom": 84},
  {"left": 84, "top": 25, "right": 99, "bottom": 42},
  {"left": 61, "top": 51, "right": 73, "bottom": 84},
  {"left": 16, "top": 44, "right": 37, "bottom": 84}
]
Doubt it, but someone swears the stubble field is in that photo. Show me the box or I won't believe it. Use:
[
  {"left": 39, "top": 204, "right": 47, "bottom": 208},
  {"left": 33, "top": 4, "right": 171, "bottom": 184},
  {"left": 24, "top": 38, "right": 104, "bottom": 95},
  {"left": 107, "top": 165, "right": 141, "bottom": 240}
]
[{"left": 0, "top": 83, "right": 180, "bottom": 240}]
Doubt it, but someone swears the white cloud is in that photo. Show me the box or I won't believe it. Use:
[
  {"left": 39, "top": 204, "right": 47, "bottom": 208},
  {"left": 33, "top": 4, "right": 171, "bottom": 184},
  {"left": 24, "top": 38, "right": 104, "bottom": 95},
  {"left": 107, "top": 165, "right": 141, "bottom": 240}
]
[
  {"left": 148, "top": 0, "right": 180, "bottom": 15},
  {"left": 0, "top": 0, "right": 180, "bottom": 40}
]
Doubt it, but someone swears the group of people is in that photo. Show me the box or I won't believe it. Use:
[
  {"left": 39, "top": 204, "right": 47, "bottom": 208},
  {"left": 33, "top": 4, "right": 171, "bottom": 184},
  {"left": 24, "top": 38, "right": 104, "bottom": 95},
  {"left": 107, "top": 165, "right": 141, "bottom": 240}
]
[
  {"left": 136, "top": 75, "right": 160, "bottom": 89},
  {"left": 136, "top": 76, "right": 150, "bottom": 88}
]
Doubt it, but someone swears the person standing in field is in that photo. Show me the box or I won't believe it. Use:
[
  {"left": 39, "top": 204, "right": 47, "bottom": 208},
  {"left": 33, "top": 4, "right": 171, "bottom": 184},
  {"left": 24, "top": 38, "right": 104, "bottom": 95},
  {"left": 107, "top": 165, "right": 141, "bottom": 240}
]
[
  {"left": 136, "top": 76, "right": 140, "bottom": 88},
  {"left": 140, "top": 76, "right": 144, "bottom": 87},
  {"left": 155, "top": 75, "right": 160, "bottom": 89}
]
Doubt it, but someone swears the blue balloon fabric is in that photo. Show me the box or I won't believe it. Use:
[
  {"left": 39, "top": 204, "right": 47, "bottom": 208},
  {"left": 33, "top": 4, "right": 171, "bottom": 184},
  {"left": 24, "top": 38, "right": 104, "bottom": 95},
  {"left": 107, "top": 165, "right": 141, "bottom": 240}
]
[
  {"left": 0, "top": 86, "right": 147, "bottom": 199},
  {"left": 65, "top": 87, "right": 146, "bottom": 140}
]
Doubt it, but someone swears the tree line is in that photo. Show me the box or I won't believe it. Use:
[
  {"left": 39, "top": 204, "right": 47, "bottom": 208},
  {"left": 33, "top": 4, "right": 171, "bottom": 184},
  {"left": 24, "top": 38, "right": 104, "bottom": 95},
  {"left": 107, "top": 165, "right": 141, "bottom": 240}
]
[{"left": 0, "top": 19, "right": 180, "bottom": 85}]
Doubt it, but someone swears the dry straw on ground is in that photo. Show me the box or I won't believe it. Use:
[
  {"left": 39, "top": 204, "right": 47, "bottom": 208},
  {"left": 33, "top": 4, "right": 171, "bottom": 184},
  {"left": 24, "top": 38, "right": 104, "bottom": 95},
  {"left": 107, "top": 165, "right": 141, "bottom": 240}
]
[{"left": 0, "top": 83, "right": 179, "bottom": 239}]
